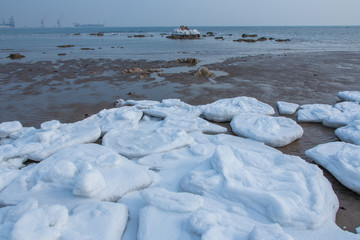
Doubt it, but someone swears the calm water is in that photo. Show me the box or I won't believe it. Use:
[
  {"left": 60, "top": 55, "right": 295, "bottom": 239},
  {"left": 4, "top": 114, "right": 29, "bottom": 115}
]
[{"left": 0, "top": 26, "right": 359, "bottom": 63}]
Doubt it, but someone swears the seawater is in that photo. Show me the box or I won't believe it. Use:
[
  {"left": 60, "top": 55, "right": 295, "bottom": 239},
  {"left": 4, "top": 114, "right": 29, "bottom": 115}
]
[{"left": 0, "top": 26, "right": 359, "bottom": 63}]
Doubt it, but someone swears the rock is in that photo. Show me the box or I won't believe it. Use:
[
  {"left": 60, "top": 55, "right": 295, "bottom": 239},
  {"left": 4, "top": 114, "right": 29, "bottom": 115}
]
[
  {"left": 242, "top": 33, "right": 258, "bottom": 38},
  {"left": 57, "top": 45, "right": 75, "bottom": 48},
  {"left": 58, "top": 53, "right": 66, "bottom": 56},
  {"left": 275, "top": 39, "right": 291, "bottom": 42},
  {"left": 257, "top": 37, "right": 267, "bottom": 41},
  {"left": 233, "top": 39, "right": 257, "bottom": 43},
  {"left": 166, "top": 34, "right": 200, "bottom": 40},
  {"left": 121, "top": 67, "right": 162, "bottom": 75},
  {"left": 215, "top": 37, "right": 224, "bottom": 40},
  {"left": 134, "top": 35, "right": 146, "bottom": 38},
  {"left": 7, "top": 53, "right": 25, "bottom": 59},
  {"left": 175, "top": 58, "right": 200, "bottom": 65},
  {"left": 90, "top": 32, "right": 104, "bottom": 36},
  {"left": 194, "top": 67, "right": 215, "bottom": 78},
  {"left": 80, "top": 48, "right": 95, "bottom": 50},
  {"left": 207, "top": 32, "right": 215, "bottom": 36}
]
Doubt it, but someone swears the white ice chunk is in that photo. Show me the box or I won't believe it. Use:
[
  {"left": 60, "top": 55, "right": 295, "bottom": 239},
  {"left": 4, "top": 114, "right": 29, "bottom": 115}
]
[
  {"left": 72, "top": 169, "right": 106, "bottom": 198},
  {"left": 103, "top": 127, "right": 194, "bottom": 158},
  {"left": 0, "top": 121, "right": 22, "bottom": 138},
  {"left": 141, "top": 187, "right": 203, "bottom": 212},
  {"left": 115, "top": 99, "right": 160, "bottom": 109},
  {"left": 230, "top": 113, "right": 303, "bottom": 147},
  {"left": 297, "top": 104, "right": 341, "bottom": 123},
  {"left": 75, "top": 106, "right": 143, "bottom": 134},
  {"left": 62, "top": 202, "right": 128, "bottom": 240},
  {"left": 323, "top": 101, "right": 360, "bottom": 128},
  {"left": 337, "top": 91, "right": 360, "bottom": 102},
  {"left": 306, "top": 141, "right": 360, "bottom": 194},
  {"left": 201, "top": 97, "right": 275, "bottom": 122},
  {"left": 40, "top": 120, "right": 61, "bottom": 131},
  {"left": 277, "top": 101, "right": 299, "bottom": 115},
  {"left": 143, "top": 99, "right": 202, "bottom": 118},
  {"left": 162, "top": 115, "right": 227, "bottom": 134},
  {"left": 335, "top": 120, "right": 360, "bottom": 145},
  {"left": 11, "top": 204, "right": 68, "bottom": 240},
  {"left": 182, "top": 145, "right": 338, "bottom": 229}
]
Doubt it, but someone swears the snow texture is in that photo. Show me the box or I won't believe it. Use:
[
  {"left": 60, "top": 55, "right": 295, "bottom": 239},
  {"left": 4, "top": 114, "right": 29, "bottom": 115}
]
[
  {"left": 0, "top": 121, "right": 22, "bottom": 138},
  {"left": 306, "top": 141, "right": 360, "bottom": 194},
  {"left": 277, "top": 101, "right": 299, "bottom": 115},
  {"left": 230, "top": 113, "right": 303, "bottom": 147},
  {"left": 201, "top": 97, "right": 275, "bottom": 122}
]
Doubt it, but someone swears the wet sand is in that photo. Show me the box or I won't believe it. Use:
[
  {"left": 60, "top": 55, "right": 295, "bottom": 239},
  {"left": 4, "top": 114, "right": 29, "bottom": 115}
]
[{"left": 1, "top": 51, "right": 360, "bottom": 232}]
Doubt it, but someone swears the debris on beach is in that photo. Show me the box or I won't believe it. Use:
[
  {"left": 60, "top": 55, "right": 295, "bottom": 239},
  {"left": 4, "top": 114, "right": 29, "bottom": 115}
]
[
  {"left": 194, "top": 66, "right": 216, "bottom": 78},
  {"left": 1, "top": 93, "right": 360, "bottom": 239},
  {"left": 7, "top": 53, "right": 25, "bottom": 59}
]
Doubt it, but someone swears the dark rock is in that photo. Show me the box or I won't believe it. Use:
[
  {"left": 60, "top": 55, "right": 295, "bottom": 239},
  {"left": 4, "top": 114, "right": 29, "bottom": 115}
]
[
  {"left": 269, "top": 37, "right": 275, "bottom": 40},
  {"left": 166, "top": 34, "right": 200, "bottom": 40},
  {"left": 233, "top": 39, "right": 257, "bottom": 43},
  {"left": 242, "top": 34, "right": 258, "bottom": 38},
  {"left": 275, "top": 39, "right": 291, "bottom": 42},
  {"left": 57, "top": 45, "right": 75, "bottom": 48},
  {"left": 194, "top": 67, "right": 215, "bottom": 78},
  {"left": 134, "top": 35, "right": 146, "bottom": 38},
  {"left": 257, "top": 37, "right": 267, "bottom": 42},
  {"left": 176, "top": 58, "right": 200, "bottom": 65},
  {"left": 58, "top": 53, "right": 66, "bottom": 56},
  {"left": 80, "top": 48, "right": 95, "bottom": 50},
  {"left": 7, "top": 53, "right": 25, "bottom": 59},
  {"left": 215, "top": 37, "right": 224, "bottom": 40},
  {"left": 90, "top": 32, "right": 104, "bottom": 36}
]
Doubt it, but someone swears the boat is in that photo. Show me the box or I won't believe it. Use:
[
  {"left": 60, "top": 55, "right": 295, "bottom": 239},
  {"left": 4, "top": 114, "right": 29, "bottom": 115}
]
[
  {"left": 0, "top": 16, "right": 15, "bottom": 28},
  {"left": 167, "top": 26, "right": 200, "bottom": 39},
  {"left": 73, "top": 23, "right": 104, "bottom": 28}
]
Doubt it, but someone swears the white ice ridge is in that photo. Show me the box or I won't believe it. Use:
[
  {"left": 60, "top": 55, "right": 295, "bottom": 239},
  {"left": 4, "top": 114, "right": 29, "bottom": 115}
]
[
  {"left": 230, "top": 113, "right": 303, "bottom": 147},
  {"left": 306, "top": 141, "right": 360, "bottom": 194},
  {"left": 182, "top": 145, "right": 338, "bottom": 229},
  {"left": 0, "top": 144, "right": 153, "bottom": 207},
  {"left": 277, "top": 101, "right": 299, "bottom": 115},
  {"left": 337, "top": 91, "right": 360, "bottom": 102},
  {"left": 201, "top": 96, "right": 275, "bottom": 122}
]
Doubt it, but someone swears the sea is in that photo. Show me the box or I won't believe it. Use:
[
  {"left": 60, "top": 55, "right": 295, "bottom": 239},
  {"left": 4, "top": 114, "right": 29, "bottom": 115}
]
[{"left": 0, "top": 26, "right": 359, "bottom": 63}]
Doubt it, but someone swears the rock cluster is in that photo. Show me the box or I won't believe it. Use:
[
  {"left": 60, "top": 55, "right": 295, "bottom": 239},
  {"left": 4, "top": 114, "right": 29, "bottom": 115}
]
[
  {"left": 194, "top": 67, "right": 215, "bottom": 78},
  {"left": 234, "top": 34, "right": 291, "bottom": 43},
  {"left": 121, "top": 67, "right": 162, "bottom": 75},
  {"left": 175, "top": 58, "right": 200, "bottom": 65}
]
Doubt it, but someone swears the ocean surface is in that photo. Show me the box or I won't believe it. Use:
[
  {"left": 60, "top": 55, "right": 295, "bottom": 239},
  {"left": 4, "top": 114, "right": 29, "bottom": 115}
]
[{"left": 0, "top": 26, "right": 359, "bottom": 63}]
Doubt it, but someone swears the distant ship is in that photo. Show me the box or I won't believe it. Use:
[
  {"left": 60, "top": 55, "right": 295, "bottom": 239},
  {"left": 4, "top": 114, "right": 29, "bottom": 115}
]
[
  {"left": 0, "top": 16, "right": 15, "bottom": 28},
  {"left": 73, "top": 23, "right": 104, "bottom": 28}
]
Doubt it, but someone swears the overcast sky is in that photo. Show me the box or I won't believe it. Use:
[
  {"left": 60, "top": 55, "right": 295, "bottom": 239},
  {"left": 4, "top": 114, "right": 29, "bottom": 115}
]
[{"left": 1, "top": 0, "right": 359, "bottom": 28}]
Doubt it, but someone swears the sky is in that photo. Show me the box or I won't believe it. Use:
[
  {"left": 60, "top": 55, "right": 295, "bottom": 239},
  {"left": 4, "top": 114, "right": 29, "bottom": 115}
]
[{"left": 1, "top": 0, "right": 359, "bottom": 28}]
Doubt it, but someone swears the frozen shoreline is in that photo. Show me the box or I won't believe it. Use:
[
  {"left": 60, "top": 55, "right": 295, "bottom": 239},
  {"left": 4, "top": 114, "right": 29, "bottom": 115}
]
[{"left": 1, "top": 51, "right": 360, "bottom": 237}]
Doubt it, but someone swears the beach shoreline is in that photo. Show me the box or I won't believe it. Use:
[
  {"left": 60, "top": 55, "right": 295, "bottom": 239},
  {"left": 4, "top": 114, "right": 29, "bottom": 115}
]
[{"left": 1, "top": 50, "right": 360, "bottom": 232}]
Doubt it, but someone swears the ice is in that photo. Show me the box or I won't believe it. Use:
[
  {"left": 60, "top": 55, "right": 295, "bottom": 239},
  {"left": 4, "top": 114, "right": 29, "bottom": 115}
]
[
  {"left": 103, "top": 127, "right": 195, "bottom": 158},
  {"left": 338, "top": 91, "right": 360, "bottom": 102},
  {"left": 162, "top": 115, "right": 227, "bottom": 134},
  {"left": 297, "top": 104, "right": 341, "bottom": 123},
  {"left": 0, "top": 121, "right": 22, "bottom": 138},
  {"left": 249, "top": 224, "right": 294, "bottom": 240},
  {"left": 323, "top": 101, "right": 360, "bottom": 128},
  {"left": 74, "top": 106, "right": 143, "bottom": 134},
  {"left": 335, "top": 120, "right": 360, "bottom": 145},
  {"left": 40, "top": 120, "right": 61, "bottom": 130},
  {"left": 141, "top": 187, "right": 203, "bottom": 212},
  {"left": 115, "top": 99, "right": 160, "bottom": 109},
  {"left": 230, "top": 113, "right": 303, "bottom": 147},
  {"left": 0, "top": 144, "right": 153, "bottom": 207},
  {"left": 277, "top": 101, "right": 299, "bottom": 115},
  {"left": 143, "top": 99, "right": 202, "bottom": 118},
  {"left": 201, "top": 97, "right": 275, "bottom": 122},
  {"left": 306, "top": 141, "right": 360, "bottom": 194},
  {"left": 182, "top": 145, "right": 338, "bottom": 229}
]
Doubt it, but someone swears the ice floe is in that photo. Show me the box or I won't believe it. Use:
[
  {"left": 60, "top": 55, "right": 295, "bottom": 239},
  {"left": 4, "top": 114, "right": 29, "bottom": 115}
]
[
  {"left": 322, "top": 101, "right": 360, "bottom": 128},
  {"left": 277, "top": 101, "right": 299, "bottom": 115},
  {"left": 230, "top": 113, "right": 303, "bottom": 147},
  {"left": 306, "top": 141, "right": 360, "bottom": 194},
  {"left": 335, "top": 120, "right": 360, "bottom": 145},
  {"left": 201, "top": 97, "right": 275, "bottom": 122},
  {"left": 297, "top": 104, "right": 341, "bottom": 123},
  {"left": 338, "top": 91, "right": 360, "bottom": 102}
]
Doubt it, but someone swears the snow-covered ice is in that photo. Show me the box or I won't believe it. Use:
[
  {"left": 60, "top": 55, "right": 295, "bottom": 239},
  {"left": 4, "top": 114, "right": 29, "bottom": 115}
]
[
  {"left": 335, "top": 120, "right": 360, "bottom": 145},
  {"left": 201, "top": 97, "right": 275, "bottom": 122},
  {"left": 1, "top": 96, "right": 360, "bottom": 240},
  {"left": 306, "top": 141, "right": 360, "bottom": 194},
  {"left": 322, "top": 101, "right": 360, "bottom": 128},
  {"left": 297, "top": 104, "right": 341, "bottom": 123},
  {"left": 0, "top": 121, "right": 22, "bottom": 138},
  {"left": 277, "top": 101, "right": 299, "bottom": 115},
  {"left": 230, "top": 113, "right": 303, "bottom": 147},
  {"left": 338, "top": 91, "right": 360, "bottom": 102}
]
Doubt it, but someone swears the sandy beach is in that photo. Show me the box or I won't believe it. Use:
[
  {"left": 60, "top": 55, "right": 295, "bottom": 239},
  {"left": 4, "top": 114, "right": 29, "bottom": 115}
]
[{"left": 1, "top": 50, "right": 360, "bottom": 232}]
